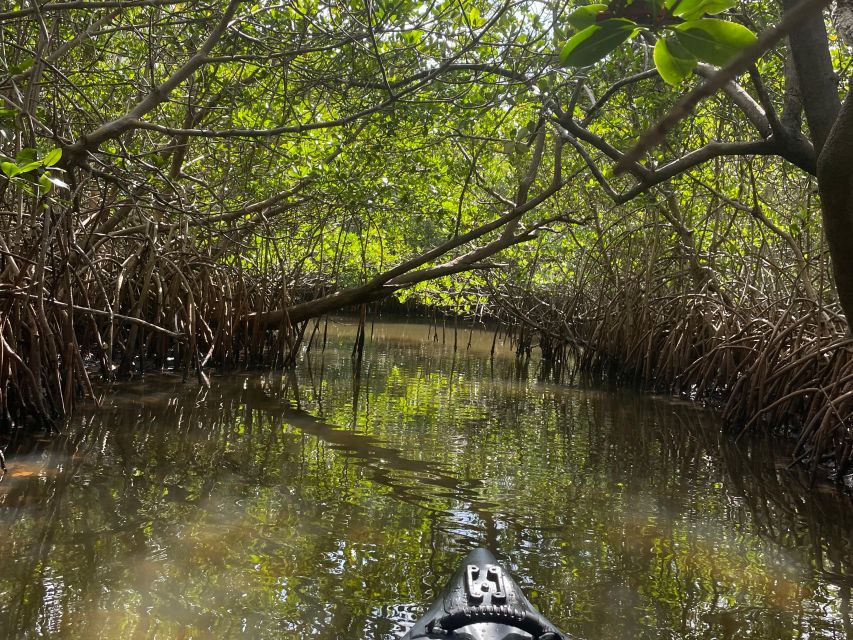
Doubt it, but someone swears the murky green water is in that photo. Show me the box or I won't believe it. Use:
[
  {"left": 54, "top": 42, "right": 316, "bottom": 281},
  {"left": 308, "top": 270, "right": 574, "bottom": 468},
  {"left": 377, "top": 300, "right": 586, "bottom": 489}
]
[{"left": 1, "top": 319, "right": 851, "bottom": 639}]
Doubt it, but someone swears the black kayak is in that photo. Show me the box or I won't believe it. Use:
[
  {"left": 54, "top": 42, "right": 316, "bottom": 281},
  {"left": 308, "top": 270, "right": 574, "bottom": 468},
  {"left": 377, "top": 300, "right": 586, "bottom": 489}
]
[{"left": 401, "top": 548, "right": 567, "bottom": 640}]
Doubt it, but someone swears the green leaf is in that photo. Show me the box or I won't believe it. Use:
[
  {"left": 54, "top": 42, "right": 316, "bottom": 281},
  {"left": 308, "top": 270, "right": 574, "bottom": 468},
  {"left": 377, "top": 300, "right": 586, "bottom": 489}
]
[
  {"left": 38, "top": 173, "right": 52, "bottom": 194},
  {"left": 8, "top": 57, "right": 34, "bottom": 75},
  {"left": 16, "top": 148, "right": 36, "bottom": 164},
  {"left": 18, "top": 161, "right": 41, "bottom": 174},
  {"left": 566, "top": 4, "right": 607, "bottom": 30},
  {"left": 673, "top": 19, "right": 756, "bottom": 66},
  {"left": 654, "top": 38, "right": 698, "bottom": 85},
  {"left": 42, "top": 148, "right": 62, "bottom": 166},
  {"left": 1, "top": 161, "right": 19, "bottom": 178},
  {"left": 559, "top": 19, "right": 637, "bottom": 67},
  {"left": 669, "top": 0, "right": 736, "bottom": 20}
]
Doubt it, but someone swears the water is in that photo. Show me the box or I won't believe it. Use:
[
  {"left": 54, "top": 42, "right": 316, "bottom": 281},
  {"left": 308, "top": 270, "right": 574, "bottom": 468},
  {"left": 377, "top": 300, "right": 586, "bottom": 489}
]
[{"left": 0, "top": 319, "right": 851, "bottom": 639}]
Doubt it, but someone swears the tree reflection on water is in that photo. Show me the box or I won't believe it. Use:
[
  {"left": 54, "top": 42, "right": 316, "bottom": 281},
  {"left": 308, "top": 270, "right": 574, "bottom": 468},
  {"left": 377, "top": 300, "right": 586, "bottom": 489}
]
[{"left": 0, "top": 320, "right": 850, "bottom": 639}]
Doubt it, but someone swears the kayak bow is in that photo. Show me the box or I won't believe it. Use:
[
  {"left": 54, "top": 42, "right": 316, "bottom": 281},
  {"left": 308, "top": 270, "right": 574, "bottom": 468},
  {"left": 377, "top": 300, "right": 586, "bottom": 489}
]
[{"left": 402, "top": 548, "right": 567, "bottom": 640}]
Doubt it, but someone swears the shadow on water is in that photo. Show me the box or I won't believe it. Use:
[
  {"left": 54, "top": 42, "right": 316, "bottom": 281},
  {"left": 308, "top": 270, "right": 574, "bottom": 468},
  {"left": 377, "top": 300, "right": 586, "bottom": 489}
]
[{"left": 0, "top": 318, "right": 850, "bottom": 639}]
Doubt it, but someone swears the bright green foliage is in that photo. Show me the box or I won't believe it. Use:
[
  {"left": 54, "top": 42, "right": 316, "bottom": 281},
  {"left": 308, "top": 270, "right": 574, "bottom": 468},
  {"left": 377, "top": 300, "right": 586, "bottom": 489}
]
[
  {"left": 559, "top": 0, "right": 755, "bottom": 85},
  {"left": 560, "top": 19, "right": 638, "bottom": 67},
  {"left": 0, "top": 147, "right": 66, "bottom": 194},
  {"left": 653, "top": 38, "right": 698, "bottom": 84},
  {"left": 566, "top": 4, "right": 609, "bottom": 29},
  {"left": 668, "top": 0, "right": 738, "bottom": 20},
  {"left": 673, "top": 19, "right": 757, "bottom": 65}
]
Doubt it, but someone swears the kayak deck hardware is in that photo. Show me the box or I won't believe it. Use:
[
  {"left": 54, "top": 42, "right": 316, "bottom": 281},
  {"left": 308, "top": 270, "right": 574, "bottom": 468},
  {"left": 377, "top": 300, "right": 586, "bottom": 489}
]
[
  {"left": 402, "top": 547, "right": 568, "bottom": 640},
  {"left": 465, "top": 564, "right": 507, "bottom": 605}
]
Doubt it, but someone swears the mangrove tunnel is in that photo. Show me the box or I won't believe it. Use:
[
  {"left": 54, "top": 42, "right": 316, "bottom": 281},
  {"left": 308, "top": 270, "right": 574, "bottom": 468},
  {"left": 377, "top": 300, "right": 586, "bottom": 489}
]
[{"left": 1, "top": 0, "right": 853, "bottom": 638}]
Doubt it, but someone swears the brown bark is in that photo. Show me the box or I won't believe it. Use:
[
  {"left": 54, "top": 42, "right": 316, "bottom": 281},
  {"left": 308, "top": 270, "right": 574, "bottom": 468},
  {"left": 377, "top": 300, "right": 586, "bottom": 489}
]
[
  {"left": 832, "top": 0, "right": 853, "bottom": 46},
  {"left": 782, "top": 2, "right": 853, "bottom": 325},
  {"left": 817, "top": 88, "right": 853, "bottom": 325},
  {"left": 782, "top": 0, "right": 841, "bottom": 152}
]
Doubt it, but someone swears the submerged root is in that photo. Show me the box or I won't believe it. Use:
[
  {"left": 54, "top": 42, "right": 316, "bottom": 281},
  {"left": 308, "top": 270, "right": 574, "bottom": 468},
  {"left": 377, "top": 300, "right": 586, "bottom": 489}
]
[
  {"left": 0, "top": 205, "right": 313, "bottom": 431},
  {"left": 489, "top": 278, "right": 853, "bottom": 482}
]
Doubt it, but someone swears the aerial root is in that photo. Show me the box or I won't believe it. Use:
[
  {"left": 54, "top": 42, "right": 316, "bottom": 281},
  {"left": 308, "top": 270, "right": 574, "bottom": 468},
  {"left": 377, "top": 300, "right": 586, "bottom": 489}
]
[{"left": 487, "top": 276, "right": 853, "bottom": 480}]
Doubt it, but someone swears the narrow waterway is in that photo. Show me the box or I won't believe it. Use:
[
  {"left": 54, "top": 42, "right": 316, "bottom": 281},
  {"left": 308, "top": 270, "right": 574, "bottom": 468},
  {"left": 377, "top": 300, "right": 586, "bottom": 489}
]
[{"left": 1, "top": 319, "right": 851, "bottom": 639}]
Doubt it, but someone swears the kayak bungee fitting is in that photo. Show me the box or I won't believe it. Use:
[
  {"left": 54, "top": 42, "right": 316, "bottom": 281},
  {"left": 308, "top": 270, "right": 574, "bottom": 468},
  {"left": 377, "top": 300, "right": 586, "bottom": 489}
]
[{"left": 402, "top": 548, "right": 567, "bottom": 640}]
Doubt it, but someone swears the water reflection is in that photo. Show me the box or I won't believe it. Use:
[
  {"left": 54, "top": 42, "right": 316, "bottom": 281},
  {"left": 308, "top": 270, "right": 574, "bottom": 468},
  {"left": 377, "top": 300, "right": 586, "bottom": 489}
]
[{"left": 0, "top": 318, "right": 850, "bottom": 639}]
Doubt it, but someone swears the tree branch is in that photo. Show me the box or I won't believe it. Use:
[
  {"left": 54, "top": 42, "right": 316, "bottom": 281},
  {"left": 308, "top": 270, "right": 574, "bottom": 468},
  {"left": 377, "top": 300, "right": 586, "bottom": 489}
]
[
  {"left": 65, "top": 2, "right": 514, "bottom": 147},
  {"left": 0, "top": 0, "right": 179, "bottom": 22},
  {"left": 65, "top": 0, "right": 242, "bottom": 161},
  {"left": 694, "top": 62, "right": 772, "bottom": 139},
  {"left": 244, "top": 134, "right": 575, "bottom": 327},
  {"left": 582, "top": 69, "right": 659, "bottom": 125}
]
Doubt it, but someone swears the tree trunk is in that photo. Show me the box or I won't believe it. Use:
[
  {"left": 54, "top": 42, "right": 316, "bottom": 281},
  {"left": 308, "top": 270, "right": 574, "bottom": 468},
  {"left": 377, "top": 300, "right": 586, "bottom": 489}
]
[
  {"left": 782, "top": 0, "right": 840, "bottom": 152},
  {"left": 783, "top": 0, "right": 853, "bottom": 324},
  {"left": 817, "top": 89, "right": 853, "bottom": 325}
]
